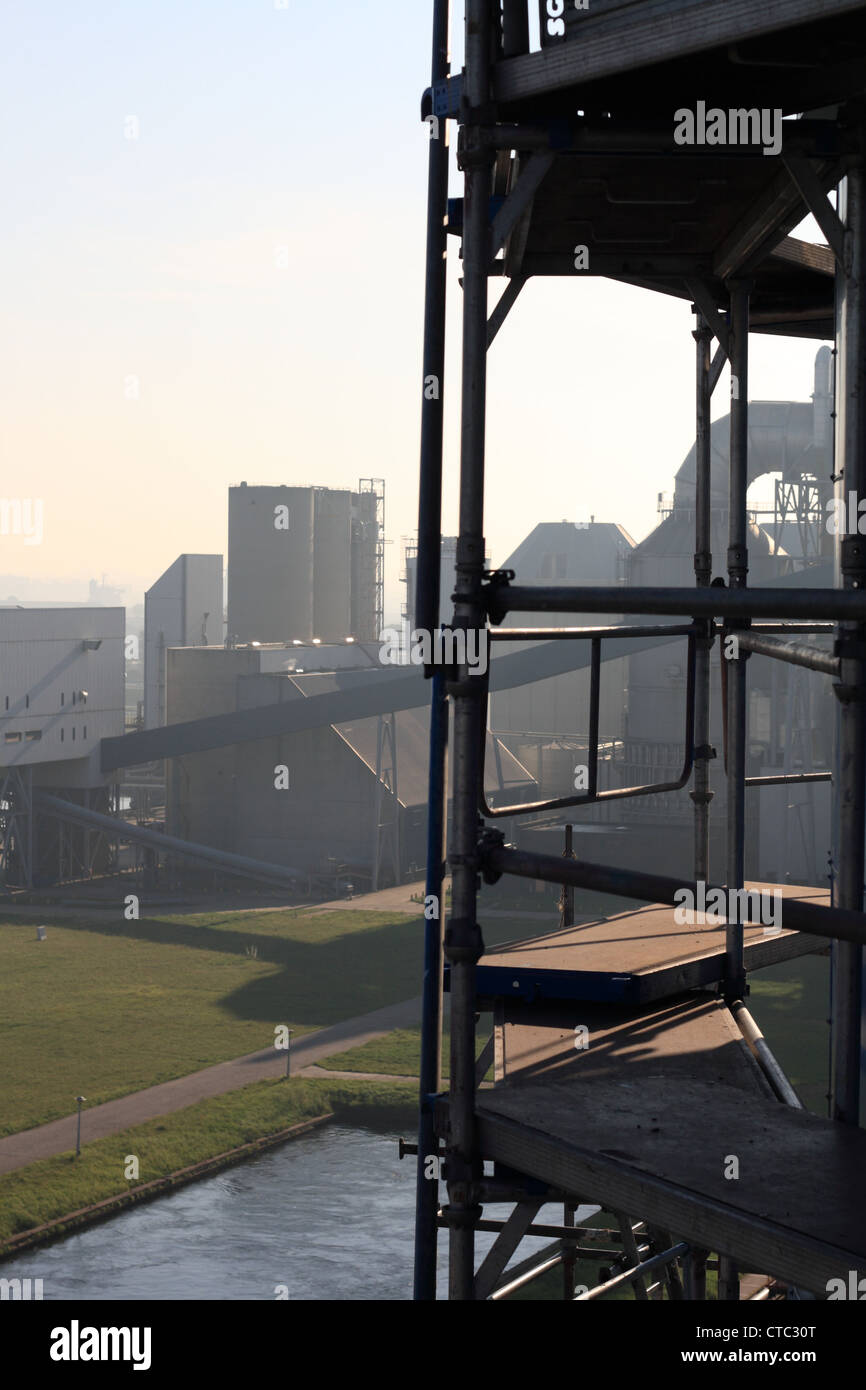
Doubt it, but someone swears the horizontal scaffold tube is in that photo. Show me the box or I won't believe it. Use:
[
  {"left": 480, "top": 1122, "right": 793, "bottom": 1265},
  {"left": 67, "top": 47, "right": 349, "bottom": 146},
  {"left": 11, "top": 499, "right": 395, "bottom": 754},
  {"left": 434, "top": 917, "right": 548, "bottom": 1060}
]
[
  {"left": 489, "top": 623, "right": 696, "bottom": 642},
  {"left": 481, "top": 845, "right": 866, "bottom": 948},
  {"left": 734, "top": 631, "right": 840, "bottom": 677},
  {"left": 487, "top": 584, "right": 866, "bottom": 624}
]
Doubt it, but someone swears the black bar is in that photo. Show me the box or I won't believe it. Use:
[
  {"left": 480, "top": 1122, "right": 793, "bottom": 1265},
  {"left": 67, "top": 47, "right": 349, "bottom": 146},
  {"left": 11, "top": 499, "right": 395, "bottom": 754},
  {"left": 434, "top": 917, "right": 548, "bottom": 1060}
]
[
  {"left": 415, "top": 0, "right": 451, "bottom": 642},
  {"left": 414, "top": 671, "right": 448, "bottom": 1301},
  {"left": 588, "top": 638, "right": 600, "bottom": 797}
]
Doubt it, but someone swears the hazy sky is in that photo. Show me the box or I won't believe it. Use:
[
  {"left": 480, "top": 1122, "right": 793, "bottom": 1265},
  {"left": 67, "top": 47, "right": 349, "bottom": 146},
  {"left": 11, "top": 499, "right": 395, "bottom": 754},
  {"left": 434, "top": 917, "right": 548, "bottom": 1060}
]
[{"left": 1, "top": 2, "right": 827, "bottom": 619}]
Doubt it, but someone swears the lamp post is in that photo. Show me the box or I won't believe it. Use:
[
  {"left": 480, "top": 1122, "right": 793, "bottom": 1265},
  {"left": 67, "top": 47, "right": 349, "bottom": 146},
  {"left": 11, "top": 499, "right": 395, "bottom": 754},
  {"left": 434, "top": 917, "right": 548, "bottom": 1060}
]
[
  {"left": 75, "top": 1096, "right": 86, "bottom": 1157},
  {"left": 285, "top": 1031, "right": 293, "bottom": 1078}
]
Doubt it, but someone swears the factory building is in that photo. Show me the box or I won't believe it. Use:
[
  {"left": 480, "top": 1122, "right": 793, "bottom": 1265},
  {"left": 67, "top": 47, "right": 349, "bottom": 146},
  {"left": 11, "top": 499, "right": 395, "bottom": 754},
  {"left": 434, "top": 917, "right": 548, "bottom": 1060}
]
[
  {"left": 144, "top": 554, "right": 223, "bottom": 729},
  {"left": 506, "top": 353, "right": 835, "bottom": 886},
  {"left": 403, "top": 537, "right": 460, "bottom": 630},
  {"left": 0, "top": 607, "right": 125, "bottom": 886},
  {"left": 227, "top": 481, "right": 382, "bottom": 646},
  {"left": 163, "top": 642, "right": 534, "bottom": 889},
  {"left": 488, "top": 521, "right": 635, "bottom": 783}
]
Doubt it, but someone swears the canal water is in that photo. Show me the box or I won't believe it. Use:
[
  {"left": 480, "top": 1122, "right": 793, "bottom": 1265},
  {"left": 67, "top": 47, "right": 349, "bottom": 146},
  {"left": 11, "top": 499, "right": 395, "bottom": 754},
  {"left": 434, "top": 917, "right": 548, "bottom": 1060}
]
[{"left": 2, "top": 1122, "right": 595, "bottom": 1300}]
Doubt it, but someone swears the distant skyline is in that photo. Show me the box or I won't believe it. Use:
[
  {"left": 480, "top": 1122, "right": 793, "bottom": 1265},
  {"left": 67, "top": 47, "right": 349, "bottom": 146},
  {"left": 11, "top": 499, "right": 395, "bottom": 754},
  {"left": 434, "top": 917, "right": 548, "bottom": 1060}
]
[{"left": 2, "top": 2, "right": 828, "bottom": 622}]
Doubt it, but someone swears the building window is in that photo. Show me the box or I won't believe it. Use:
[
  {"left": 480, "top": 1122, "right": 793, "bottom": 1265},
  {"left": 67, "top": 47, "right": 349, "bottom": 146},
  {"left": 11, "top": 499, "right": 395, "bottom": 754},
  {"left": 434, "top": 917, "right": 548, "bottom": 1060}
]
[
  {"left": 25, "top": 730, "right": 42, "bottom": 741},
  {"left": 61, "top": 728, "right": 64, "bottom": 742},
  {"left": 72, "top": 727, "right": 76, "bottom": 741},
  {"left": 4, "top": 732, "right": 22, "bottom": 743},
  {"left": 83, "top": 726, "right": 87, "bottom": 739},
  {"left": 61, "top": 693, "right": 65, "bottom": 706}
]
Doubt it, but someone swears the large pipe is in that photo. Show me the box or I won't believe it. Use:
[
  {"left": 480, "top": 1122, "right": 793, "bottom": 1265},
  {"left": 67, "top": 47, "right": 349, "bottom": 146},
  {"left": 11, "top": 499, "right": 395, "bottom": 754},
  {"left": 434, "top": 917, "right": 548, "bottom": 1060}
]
[
  {"left": 415, "top": 0, "right": 451, "bottom": 642},
  {"left": 832, "top": 151, "right": 866, "bottom": 1128},
  {"left": 34, "top": 793, "right": 305, "bottom": 888}
]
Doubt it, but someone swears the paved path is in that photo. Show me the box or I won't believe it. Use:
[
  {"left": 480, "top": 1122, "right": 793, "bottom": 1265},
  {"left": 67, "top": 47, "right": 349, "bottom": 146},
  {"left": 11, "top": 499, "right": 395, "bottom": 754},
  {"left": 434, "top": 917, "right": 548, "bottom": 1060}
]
[
  {"left": 304, "top": 880, "right": 434, "bottom": 915},
  {"left": 2, "top": 879, "right": 433, "bottom": 920},
  {"left": 0, "top": 997, "right": 421, "bottom": 1176}
]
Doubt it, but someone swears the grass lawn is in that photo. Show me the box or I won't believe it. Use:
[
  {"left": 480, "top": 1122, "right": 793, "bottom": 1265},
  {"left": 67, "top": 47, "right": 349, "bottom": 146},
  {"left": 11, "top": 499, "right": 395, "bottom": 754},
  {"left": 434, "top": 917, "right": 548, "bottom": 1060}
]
[
  {"left": 320, "top": 1025, "right": 496, "bottom": 1082},
  {"left": 0, "top": 905, "right": 555, "bottom": 1137},
  {"left": 0, "top": 1075, "right": 415, "bottom": 1250},
  {"left": 0, "top": 907, "right": 424, "bottom": 1136},
  {"left": 747, "top": 951, "right": 831, "bottom": 1115}
]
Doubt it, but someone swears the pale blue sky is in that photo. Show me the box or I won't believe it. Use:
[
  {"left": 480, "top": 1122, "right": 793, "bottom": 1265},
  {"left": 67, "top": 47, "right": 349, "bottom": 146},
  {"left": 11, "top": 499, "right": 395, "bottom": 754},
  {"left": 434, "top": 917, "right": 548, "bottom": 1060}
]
[{"left": 1, "top": 3, "right": 826, "bottom": 617}]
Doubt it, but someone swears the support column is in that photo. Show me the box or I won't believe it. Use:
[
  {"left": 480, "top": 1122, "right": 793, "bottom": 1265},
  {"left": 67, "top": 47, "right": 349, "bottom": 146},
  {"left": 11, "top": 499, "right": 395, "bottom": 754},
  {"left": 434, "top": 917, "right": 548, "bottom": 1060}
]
[
  {"left": 691, "top": 314, "right": 714, "bottom": 882},
  {"left": 725, "top": 282, "right": 751, "bottom": 1002},
  {"left": 415, "top": 0, "right": 451, "bottom": 641},
  {"left": 832, "top": 145, "right": 866, "bottom": 1127},
  {"left": 444, "top": 0, "right": 493, "bottom": 1300},
  {"left": 414, "top": 672, "right": 449, "bottom": 1299}
]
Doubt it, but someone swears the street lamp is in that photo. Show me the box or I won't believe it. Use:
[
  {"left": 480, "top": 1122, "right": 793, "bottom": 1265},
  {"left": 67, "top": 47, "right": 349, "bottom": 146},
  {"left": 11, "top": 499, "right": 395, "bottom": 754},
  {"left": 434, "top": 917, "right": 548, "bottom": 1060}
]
[
  {"left": 285, "top": 1031, "right": 294, "bottom": 1078},
  {"left": 75, "top": 1096, "right": 86, "bottom": 1157}
]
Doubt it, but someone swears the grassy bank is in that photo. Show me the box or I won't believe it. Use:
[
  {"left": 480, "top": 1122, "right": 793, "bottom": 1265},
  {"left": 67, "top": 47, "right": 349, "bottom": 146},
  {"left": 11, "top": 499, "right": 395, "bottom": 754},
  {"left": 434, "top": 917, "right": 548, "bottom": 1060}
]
[
  {"left": 748, "top": 952, "right": 830, "bottom": 1115},
  {"left": 0, "top": 907, "right": 423, "bottom": 1135},
  {"left": 0, "top": 1076, "right": 415, "bottom": 1253},
  {"left": 321, "top": 1026, "right": 494, "bottom": 1082},
  {"left": 0, "top": 904, "right": 550, "bottom": 1136}
]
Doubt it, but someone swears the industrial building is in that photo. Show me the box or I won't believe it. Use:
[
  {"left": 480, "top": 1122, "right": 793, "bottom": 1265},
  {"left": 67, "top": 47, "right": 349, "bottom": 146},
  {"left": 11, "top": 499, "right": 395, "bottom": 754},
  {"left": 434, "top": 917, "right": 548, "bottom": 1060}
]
[
  {"left": 489, "top": 520, "right": 634, "bottom": 778},
  {"left": 144, "top": 554, "right": 223, "bottom": 729},
  {"left": 0, "top": 607, "right": 125, "bottom": 887},
  {"left": 226, "top": 480, "right": 383, "bottom": 646},
  {"left": 162, "top": 642, "right": 535, "bottom": 890}
]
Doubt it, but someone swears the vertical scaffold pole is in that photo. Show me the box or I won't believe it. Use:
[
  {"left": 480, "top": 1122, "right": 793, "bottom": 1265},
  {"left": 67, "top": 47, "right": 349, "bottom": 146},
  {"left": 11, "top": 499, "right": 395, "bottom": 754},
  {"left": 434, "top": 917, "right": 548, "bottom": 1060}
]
[
  {"left": 444, "top": 0, "right": 493, "bottom": 1300},
  {"left": 414, "top": 671, "right": 449, "bottom": 1299},
  {"left": 725, "top": 282, "right": 751, "bottom": 1004},
  {"left": 414, "top": 0, "right": 452, "bottom": 1299},
  {"left": 415, "top": 0, "right": 451, "bottom": 643},
  {"left": 832, "top": 145, "right": 866, "bottom": 1127},
  {"left": 691, "top": 314, "right": 714, "bottom": 883}
]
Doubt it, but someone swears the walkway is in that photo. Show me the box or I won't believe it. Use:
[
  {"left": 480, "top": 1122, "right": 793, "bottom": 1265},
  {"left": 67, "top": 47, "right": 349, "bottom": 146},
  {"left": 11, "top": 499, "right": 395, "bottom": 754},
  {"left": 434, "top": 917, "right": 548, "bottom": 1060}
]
[{"left": 0, "top": 996, "right": 421, "bottom": 1176}]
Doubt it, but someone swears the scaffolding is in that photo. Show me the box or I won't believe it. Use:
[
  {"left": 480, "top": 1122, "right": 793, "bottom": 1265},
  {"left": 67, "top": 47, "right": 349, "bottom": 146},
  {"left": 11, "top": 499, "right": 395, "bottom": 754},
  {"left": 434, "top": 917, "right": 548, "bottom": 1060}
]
[{"left": 412, "top": 0, "right": 866, "bottom": 1300}]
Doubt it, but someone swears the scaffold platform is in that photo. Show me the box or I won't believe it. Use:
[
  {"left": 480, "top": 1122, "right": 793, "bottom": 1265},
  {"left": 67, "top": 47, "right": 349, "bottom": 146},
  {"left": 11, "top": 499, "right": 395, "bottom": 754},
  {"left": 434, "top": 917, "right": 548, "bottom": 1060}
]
[
  {"left": 474, "top": 883, "right": 826, "bottom": 1006},
  {"left": 466, "top": 992, "right": 866, "bottom": 1295}
]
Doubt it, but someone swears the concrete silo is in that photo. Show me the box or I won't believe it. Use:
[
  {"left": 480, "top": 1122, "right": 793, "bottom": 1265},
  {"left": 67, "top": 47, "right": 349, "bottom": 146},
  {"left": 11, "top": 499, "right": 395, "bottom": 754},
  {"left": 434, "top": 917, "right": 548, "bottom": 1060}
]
[
  {"left": 313, "top": 489, "right": 353, "bottom": 641},
  {"left": 227, "top": 483, "right": 315, "bottom": 643}
]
